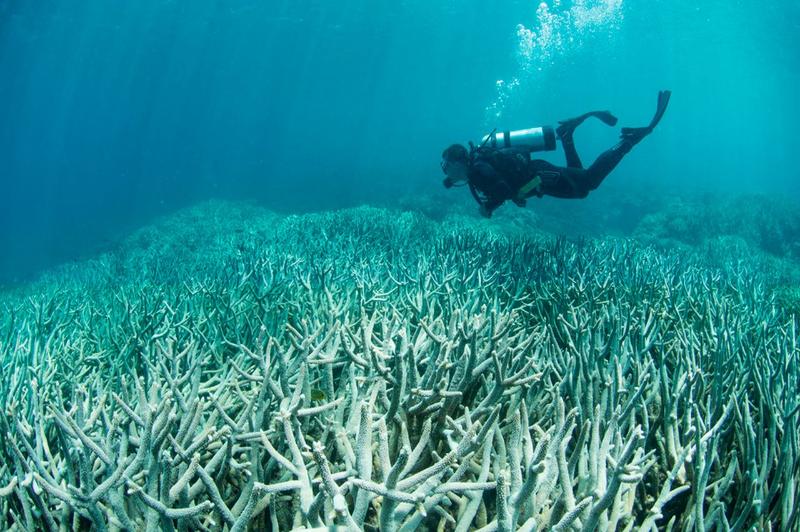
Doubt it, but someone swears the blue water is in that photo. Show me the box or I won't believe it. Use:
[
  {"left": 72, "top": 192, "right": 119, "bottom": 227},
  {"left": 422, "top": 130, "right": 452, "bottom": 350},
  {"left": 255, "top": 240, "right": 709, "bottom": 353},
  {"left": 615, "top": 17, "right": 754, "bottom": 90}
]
[{"left": 1, "top": 0, "right": 798, "bottom": 283}]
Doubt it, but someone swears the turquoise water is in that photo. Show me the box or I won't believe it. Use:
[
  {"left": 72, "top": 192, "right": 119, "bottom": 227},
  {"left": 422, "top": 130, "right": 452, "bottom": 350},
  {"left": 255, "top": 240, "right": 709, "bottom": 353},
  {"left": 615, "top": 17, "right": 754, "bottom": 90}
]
[
  {"left": 1, "top": 3, "right": 800, "bottom": 530},
  {"left": 0, "top": 0, "right": 797, "bottom": 282}
]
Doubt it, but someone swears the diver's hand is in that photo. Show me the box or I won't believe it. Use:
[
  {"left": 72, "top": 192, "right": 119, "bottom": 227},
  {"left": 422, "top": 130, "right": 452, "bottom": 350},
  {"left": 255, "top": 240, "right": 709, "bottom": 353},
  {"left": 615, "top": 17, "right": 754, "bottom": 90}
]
[{"left": 479, "top": 204, "right": 492, "bottom": 218}]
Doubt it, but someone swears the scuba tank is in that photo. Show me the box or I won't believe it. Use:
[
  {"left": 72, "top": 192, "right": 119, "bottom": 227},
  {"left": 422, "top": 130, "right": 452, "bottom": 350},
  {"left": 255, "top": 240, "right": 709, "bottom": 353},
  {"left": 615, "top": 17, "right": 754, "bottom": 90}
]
[{"left": 481, "top": 126, "right": 556, "bottom": 152}]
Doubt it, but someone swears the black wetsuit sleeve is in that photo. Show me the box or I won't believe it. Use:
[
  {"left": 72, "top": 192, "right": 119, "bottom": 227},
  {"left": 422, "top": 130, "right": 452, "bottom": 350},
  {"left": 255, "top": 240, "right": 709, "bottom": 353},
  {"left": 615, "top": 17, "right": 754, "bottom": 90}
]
[{"left": 470, "top": 162, "right": 515, "bottom": 216}]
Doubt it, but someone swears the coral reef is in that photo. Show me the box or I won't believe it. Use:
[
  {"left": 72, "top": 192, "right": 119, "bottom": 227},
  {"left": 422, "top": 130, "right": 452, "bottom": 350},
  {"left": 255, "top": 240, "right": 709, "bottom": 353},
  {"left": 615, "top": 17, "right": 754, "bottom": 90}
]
[
  {"left": 634, "top": 194, "right": 800, "bottom": 260},
  {"left": 1, "top": 202, "right": 798, "bottom": 530}
]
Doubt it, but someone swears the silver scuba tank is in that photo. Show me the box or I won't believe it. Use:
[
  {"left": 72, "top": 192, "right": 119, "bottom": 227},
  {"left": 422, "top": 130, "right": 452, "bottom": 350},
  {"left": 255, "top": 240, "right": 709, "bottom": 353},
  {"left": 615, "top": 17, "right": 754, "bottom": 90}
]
[{"left": 481, "top": 126, "right": 556, "bottom": 152}]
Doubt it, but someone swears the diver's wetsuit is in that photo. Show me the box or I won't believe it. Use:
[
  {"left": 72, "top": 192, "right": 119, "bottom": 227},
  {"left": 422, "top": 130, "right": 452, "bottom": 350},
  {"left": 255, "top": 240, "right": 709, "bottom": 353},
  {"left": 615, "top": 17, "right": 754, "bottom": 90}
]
[
  {"left": 467, "top": 134, "right": 636, "bottom": 216},
  {"left": 464, "top": 90, "right": 672, "bottom": 216}
]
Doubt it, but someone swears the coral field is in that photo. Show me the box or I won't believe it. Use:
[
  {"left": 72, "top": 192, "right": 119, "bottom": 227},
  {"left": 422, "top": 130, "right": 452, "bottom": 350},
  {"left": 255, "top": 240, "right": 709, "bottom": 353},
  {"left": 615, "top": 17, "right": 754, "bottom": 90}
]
[{"left": 1, "top": 202, "right": 798, "bottom": 531}]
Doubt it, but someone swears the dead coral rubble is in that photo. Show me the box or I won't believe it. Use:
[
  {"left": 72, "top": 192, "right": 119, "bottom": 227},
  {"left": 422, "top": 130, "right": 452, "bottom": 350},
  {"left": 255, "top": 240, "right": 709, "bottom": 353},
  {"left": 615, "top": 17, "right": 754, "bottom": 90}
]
[{"left": 1, "top": 207, "right": 798, "bottom": 531}]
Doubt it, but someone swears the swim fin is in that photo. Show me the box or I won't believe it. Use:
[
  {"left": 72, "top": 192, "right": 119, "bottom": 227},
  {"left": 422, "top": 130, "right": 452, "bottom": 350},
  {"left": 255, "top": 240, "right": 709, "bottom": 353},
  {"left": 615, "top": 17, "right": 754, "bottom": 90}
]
[
  {"left": 649, "top": 90, "right": 671, "bottom": 130},
  {"left": 593, "top": 110, "right": 619, "bottom": 127},
  {"left": 620, "top": 90, "right": 671, "bottom": 144},
  {"left": 557, "top": 110, "right": 619, "bottom": 140}
]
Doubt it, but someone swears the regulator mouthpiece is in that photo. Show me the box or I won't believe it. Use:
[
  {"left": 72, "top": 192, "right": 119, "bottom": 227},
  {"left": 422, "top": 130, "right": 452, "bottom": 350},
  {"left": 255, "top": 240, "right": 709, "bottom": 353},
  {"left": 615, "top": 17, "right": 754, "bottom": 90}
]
[{"left": 481, "top": 126, "right": 557, "bottom": 152}]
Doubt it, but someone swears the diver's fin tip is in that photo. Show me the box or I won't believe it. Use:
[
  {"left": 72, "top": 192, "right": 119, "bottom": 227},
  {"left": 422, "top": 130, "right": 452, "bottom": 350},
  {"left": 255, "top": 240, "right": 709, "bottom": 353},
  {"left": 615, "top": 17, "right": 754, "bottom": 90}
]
[
  {"left": 598, "top": 111, "right": 619, "bottom": 127},
  {"left": 648, "top": 90, "right": 671, "bottom": 131},
  {"left": 618, "top": 91, "right": 672, "bottom": 145}
]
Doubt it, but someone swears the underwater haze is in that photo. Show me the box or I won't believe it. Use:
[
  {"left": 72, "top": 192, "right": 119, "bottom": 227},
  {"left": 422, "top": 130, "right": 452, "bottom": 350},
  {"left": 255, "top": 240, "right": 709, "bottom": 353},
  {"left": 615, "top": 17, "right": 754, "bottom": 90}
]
[
  {"left": 0, "top": 0, "right": 798, "bottom": 282},
  {"left": 3, "top": 2, "right": 800, "bottom": 530}
]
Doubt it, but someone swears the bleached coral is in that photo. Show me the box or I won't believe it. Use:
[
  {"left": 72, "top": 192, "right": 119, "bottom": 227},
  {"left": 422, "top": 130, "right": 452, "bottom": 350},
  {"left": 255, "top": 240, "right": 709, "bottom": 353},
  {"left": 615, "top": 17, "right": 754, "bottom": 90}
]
[{"left": 0, "top": 203, "right": 798, "bottom": 530}]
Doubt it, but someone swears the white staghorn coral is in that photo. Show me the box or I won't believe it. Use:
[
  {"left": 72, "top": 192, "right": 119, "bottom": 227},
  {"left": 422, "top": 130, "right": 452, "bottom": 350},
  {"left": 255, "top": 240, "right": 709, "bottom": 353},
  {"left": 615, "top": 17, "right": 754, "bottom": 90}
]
[{"left": 0, "top": 202, "right": 798, "bottom": 530}]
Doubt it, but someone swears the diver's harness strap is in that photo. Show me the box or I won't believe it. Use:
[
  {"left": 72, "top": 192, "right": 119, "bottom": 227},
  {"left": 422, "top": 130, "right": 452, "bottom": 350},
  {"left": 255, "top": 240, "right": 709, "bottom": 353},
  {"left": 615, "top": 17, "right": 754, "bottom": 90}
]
[
  {"left": 469, "top": 132, "right": 547, "bottom": 202},
  {"left": 468, "top": 182, "right": 487, "bottom": 208},
  {"left": 467, "top": 136, "right": 493, "bottom": 209}
]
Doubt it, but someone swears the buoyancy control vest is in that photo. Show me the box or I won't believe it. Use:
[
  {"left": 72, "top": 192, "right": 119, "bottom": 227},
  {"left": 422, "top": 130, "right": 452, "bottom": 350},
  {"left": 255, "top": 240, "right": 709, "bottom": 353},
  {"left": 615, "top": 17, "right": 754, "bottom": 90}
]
[
  {"left": 465, "top": 145, "right": 536, "bottom": 206},
  {"left": 470, "top": 145, "right": 534, "bottom": 189},
  {"left": 466, "top": 125, "right": 557, "bottom": 204}
]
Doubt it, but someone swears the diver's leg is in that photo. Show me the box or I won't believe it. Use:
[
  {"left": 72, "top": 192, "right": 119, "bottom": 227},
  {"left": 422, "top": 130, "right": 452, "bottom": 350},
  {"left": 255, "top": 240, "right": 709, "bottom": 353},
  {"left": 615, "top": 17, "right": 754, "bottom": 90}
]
[
  {"left": 582, "top": 90, "right": 672, "bottom": 191},
  {"left": 553, "top": 133, "right": 644, "bottom": 194},
  {"left": 531, "top": 161, "right": 590, "bottom": 199},
  {"left": 556, "top": 110, "right": 618, "bottom": 169},
  {"left": 581, "top": 142, "right": 632, "bottom": 190},
  {"left": 558, "top": 129, "right": 583, "bottom": 169},
  {"left": 540, "top": 151, "right": 627, "bottom": 197}
]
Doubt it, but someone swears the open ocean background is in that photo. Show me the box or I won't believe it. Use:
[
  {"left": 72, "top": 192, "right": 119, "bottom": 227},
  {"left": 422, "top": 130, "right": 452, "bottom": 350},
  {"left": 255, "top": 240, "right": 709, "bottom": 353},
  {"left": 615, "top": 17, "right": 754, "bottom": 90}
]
[
  {"left": 3, "top": 3, "right": 800, "bottom": 529},
  {"left": 1, "top": 0, "right": 798, "bottom": 283}
]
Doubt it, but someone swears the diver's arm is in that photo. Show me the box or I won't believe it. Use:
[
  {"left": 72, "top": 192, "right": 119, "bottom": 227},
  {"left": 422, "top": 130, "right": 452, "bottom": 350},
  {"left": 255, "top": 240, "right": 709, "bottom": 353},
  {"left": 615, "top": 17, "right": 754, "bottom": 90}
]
[
  {"left": 481, "top": 196, "right": 506, "bottom": 218},
  {"left": 472, "top": 162, "right": 514, "bottom": 217}
]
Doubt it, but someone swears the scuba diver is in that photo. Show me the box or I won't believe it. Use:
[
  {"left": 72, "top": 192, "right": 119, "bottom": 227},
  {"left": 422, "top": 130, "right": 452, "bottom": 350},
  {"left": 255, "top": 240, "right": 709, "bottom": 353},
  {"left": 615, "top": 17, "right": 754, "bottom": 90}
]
[{"left": 441, "top": 90, "right": 671, "bottom": 218}]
